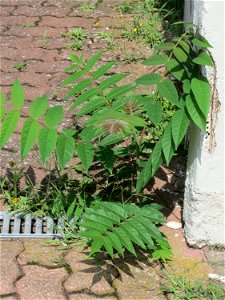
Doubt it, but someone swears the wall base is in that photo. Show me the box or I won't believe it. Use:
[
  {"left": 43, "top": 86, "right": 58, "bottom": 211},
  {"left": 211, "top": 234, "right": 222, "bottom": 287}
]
[{"left": 183, "top": 189, "right": 225, "bottom": 248}]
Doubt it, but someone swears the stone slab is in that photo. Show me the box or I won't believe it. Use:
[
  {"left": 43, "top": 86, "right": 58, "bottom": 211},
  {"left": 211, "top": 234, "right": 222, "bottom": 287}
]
[
  {"left": 18, "top": 240, "right": 66, "bottom": 267},
  {"left": 0, "top": 240, "right": 23, "bottom": 295},
  {"left": 64, "top": 247, "right": 115, "bottom": 296},
  {"left": 16, "top": 265, "right": 67, "bottom": 300}
]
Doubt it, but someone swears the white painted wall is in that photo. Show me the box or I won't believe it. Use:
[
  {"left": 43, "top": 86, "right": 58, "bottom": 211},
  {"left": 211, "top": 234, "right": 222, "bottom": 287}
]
[{"left": 184, "top": 0, "right": 224, "bottom": 246}]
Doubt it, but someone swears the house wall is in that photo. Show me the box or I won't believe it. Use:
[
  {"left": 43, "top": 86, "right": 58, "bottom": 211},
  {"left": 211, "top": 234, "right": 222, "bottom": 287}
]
[{"left": 183, "top": 0, "right": 224, "bottom": 246}]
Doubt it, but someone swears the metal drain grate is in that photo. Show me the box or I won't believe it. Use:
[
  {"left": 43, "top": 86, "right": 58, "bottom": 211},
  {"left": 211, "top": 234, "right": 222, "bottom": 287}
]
[{"left": 0, "top": 211, "right": 63, "bottom": 239}]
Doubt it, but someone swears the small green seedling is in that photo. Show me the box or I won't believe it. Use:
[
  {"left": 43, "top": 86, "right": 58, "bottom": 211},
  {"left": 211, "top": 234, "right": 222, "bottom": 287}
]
[
  {"left": 13, "top": 61, "right": 27, "bottom": 72},
  {"left": 80, "top": 4, "right": 95, "bottom": 13},
  {"left": 63, "top": 27, "right": 88, "bottom": 50},
  {"left": 22, "top": 23, "right": 35, "bottom": 28}
]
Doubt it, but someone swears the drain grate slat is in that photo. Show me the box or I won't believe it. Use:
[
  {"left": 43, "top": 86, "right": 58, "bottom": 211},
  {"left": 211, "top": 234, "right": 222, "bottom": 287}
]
[
  {"left": 2, "top": 212, "right": 10, "bottom": 234},
  {"left": 24, "top": 214, "right": 32, "bottom": 234},
  {"left": 47, "top": 217, "right": 54, "bottom": 234},
  {"left": 14, "top": 214, "right": 22, "bottom": 234},
  {"left": 0, "top": 211, "right": 63, "bottom": 239},
  {"left": 35, "top": 218, "right": 42, "bottom": 235}
]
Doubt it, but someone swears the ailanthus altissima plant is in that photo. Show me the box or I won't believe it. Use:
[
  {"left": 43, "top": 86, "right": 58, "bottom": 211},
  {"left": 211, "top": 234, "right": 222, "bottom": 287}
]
[{"left": 0, "top": 25, "right": 213, "bottom": 259}]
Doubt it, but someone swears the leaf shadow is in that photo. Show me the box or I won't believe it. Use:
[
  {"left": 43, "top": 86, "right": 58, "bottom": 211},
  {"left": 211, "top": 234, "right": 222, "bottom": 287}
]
[{"left": 79, "top": 248, "right": 157, "bottom": 288}]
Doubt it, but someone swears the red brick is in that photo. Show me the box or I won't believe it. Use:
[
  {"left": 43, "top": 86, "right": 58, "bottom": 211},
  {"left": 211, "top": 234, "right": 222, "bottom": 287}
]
[
  {"left": 14, "top": 5, "right": 71, "bottom": 17},
  {"left": 0, "top": 48, "right": 58, "bottom": 62},
  {"left": 1, "top": 16, "right": 39, "bottom": 26},
  {"left": 0, "top": 241, "right": 23, "bottom": 295},
  {"left": 28, "top": 60, "right": 70, "bottom": 74},
  {"left": 0, "top": 59, "right": 15, "bottom": 73},
  {"left": 16, "top": 265, "right": 67, "bottom": 300},
  {"left": 64, "top": 249, "right": 115, "bottom": 295},
  {"left": 0, "top": 6, "right": 16, "bottom": 17},
  {"left": 39, "top": 16, "right": 93, "bottom": 29},
  {"left": 43, "top": 0, "right": 82, "bottom": 8},
  {"left": 0, "top": 0, "right": 31, "bottom": 6}
]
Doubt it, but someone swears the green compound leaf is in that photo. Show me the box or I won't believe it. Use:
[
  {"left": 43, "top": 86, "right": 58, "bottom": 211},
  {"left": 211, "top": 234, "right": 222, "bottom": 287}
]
[
  {"left": 177, "top": 40, "right": 190, "bottom": 54},
  {"left": 192, "top": 36, "right": 212, "bottom": 48},
  {"left": 157, "top": 79, "right": 179, "bottom": 106},
  {"left": 173, "top": 47, "right": 189, "bottom": 63},
  {"left": 10, "top": 79, "right": 24, "bottom": 109},
  {"left": 136, "top": 141, "right": 163, "bottom": 193},
  {"left": 98, "top": 73, "right": 129, "bottom": 90},
  {"left": 155, "top": 42, "right": 175, "bottom": 51},
  {"left": 93, "top": 61, "right": 115, "bottom": 80},
  {"left": 99, "top": 132, "right": 124, "bottom": 147},
  {"left": 85, "top": 51, "right": 103, "bottom": 72},
  {"left": 192, "top": 51, "right": 213, "bottom": 67},
  {"left": 20, "top": 118, "right": 39, "bottom": 160},
  {"left": 166, "top": 59, "right": 188, "bottom": 81},
  {"left": 70, "top": 88, "right": 99, "bottom": 110},
  {"left": 151, "top": 140, "right": 163, "bottom": 175},
  {"left": 61, "top": 70, "right": 85, "bottom": 87},
  {"left": 143, "top": 54, "right": 168, "bottom": 66},
  {"left": 80, "top": 125, "right": 102, "bottom": 142},
  {"left": 172, "top": 109, "right": 190, "bottom": 149},
  {"left": 96, "top": 147, "right": 116, "bottom": 174},
  {"left": 45, "top": 106, "right": 63, "bottom": 127},
  {"left": 191, "top": 77, "right": 211, "bottom": 119},
  {"left": 76, "top": 97, "right": 105, "bottom": 117},
  {"left": 106, "top": 83, "right": 137, "bottom": 101},
  {"left": 77, "top": 141, "right": 94, "bottom": 172},
  {"left": 38, "top": 127, "right": 58, "bottom": 164},
  {"left": 186, "top": 95, "right": 206, "bottom": 132},
  {"left": 30, "top": 96, "right": 48, "bottom": 118},
  {"left": 182, "top": 79, "right": 191, "bottom": 94},
  {"left": 64, "top": 78, "right": 92, "bottom": 100},
  {"left": 56, "top": 134, "right": 75, "bottom": 170},
  {"left": 135, "top": 73, "right": 162, "bottom": 86},
  {"left": 145, "top": 101, "right": 163, "bottom": 125},
  {"left": 162, "top": 123, "right": 175, "bottom": 165},
  {"left": 0, "top": 92, "right": 6, "bottom": 121},
  {"left": 80, "top": 202, "right": 167, "bottom": 258},
  {"left": 0, "top": 110, "right": 20, "bottom": 148}
]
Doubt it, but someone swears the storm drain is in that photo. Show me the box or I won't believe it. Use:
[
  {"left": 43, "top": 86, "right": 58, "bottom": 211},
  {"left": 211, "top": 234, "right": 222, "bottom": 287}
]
[{"left": 0, "top": 211, "right": 63, "bottom": 239}]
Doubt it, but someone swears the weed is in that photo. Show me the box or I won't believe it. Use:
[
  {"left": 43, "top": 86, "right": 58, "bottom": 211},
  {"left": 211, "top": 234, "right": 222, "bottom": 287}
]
[
  {"left": 97, "top": 31, "right": 116, "bottom": 50},
  {"left": 63, "top": 27, "right": 88, "bottom": 50},
  {"left": 208, "top": 244, "right": 225, "bottom": 252},
  {"left": 119, "top": 50, "right": 145, "bottom": 64},
  {"left": 13, "top": 61, "right": 27, "bottom": 72},
  {"left": 80, "top": 4, "right": 95, "bottom": 13},
  {"left": 42, "top": 30, "right": 49, "bottom": 49},
  {"left": 121, "top": 9, "right": 165, "bottom": 48},
  {"left": 22, "top": 23, "right": 35, "bottom": 28},
  {"left": 161, "top": 275, "right": 225, "bottom": 299}
]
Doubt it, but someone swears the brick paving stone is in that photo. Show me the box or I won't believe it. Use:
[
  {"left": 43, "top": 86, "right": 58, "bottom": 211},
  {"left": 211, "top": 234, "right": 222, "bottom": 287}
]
[
  {"left": 1, "top": 16, "right": 39, "bottom": 26},
  {"left": 0, "top": 6, "right": 16, "bottom": 16},
  {"left": 43, "top": 0, "right": 83, "bottom": 7},
  {"left": 0, "top": 0, "right": 34, "bottom": 6},
  {"left": 14, "top": 6, "right": 72, "bottom": 17},
  {"left": 112, "top": 255, "right": 165, "bottom": 300},
  {"left": 0, "top": 240, "right": 23, "bottom": 295},
  {"left": 0, "top": 48, "right": 58, "bottom": 62},
  {"left": 39, "top": 16, "right": 93, "bottom": 29},
  {"left": 69, "top": 295, "right": 116, "bottom": 300},
  {"left": 64, "top": 248, "right": 115, "bottom": 296},
  {"left": 204, "top": 248, "right": 225, "bottom": 275},
  {"left": 16, "top": 265, "right": 67, "bottom": 300},
  {"left": 18, "top": 240, "right": 67, "bottom": 267}
]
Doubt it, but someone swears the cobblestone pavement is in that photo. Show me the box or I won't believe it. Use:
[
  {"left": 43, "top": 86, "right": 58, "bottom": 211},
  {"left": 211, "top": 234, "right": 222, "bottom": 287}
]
[{"left": 0, "top": 1, "right": 224, "bottom": 299}]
